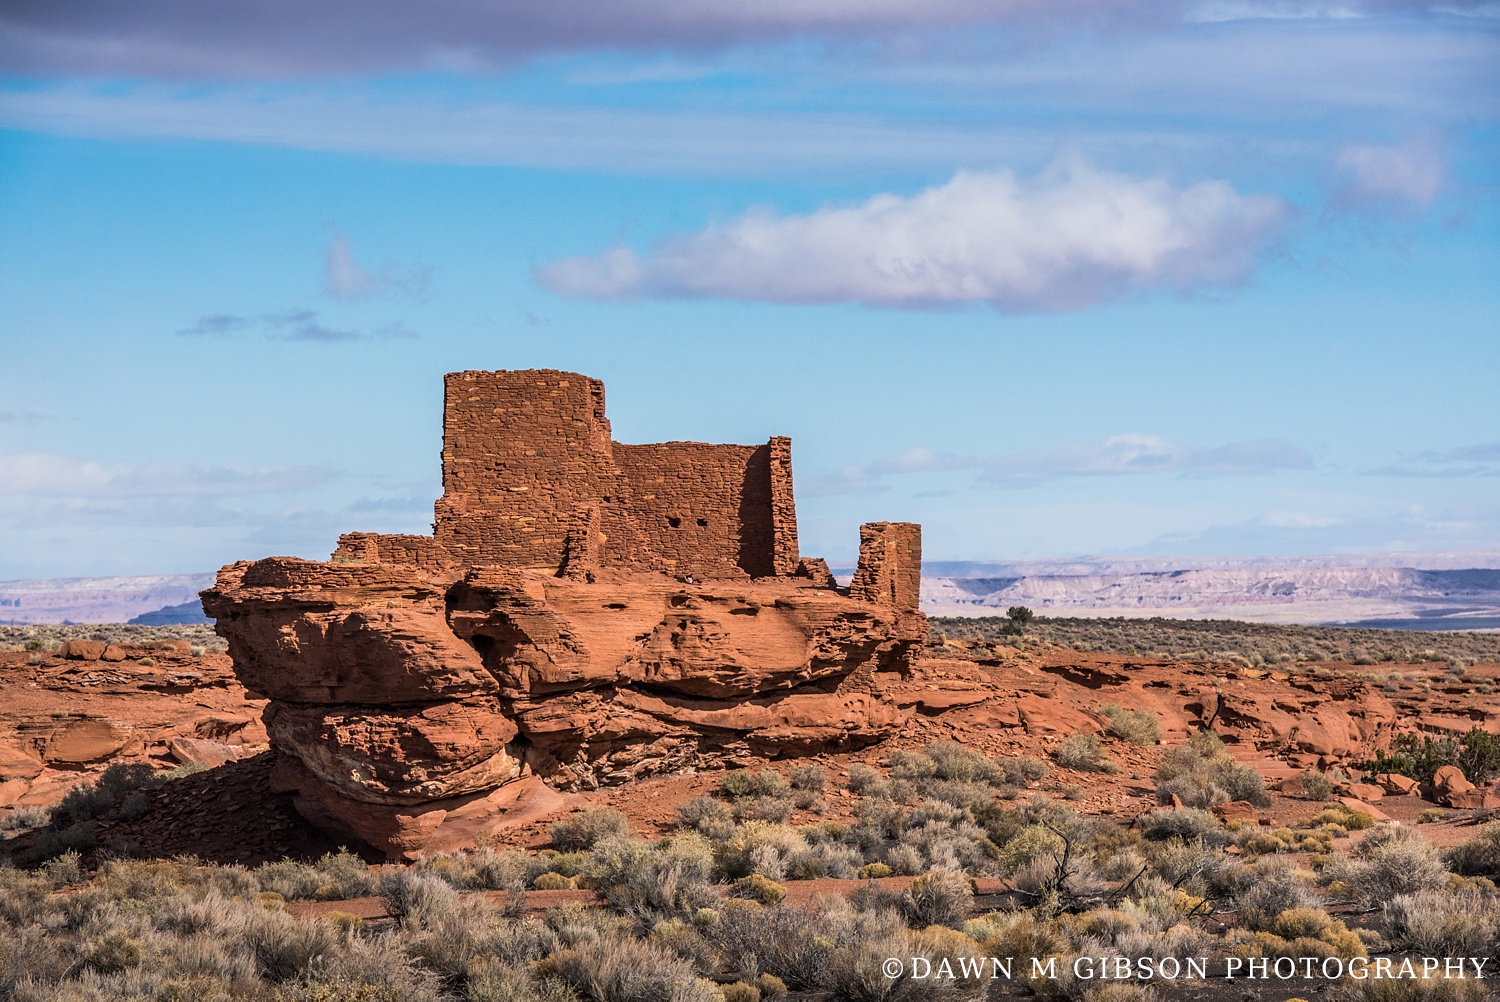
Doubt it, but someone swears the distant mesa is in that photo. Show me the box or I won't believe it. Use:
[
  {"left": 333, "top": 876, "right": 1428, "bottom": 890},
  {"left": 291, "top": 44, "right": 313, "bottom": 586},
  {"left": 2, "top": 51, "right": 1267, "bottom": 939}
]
[
  {"left": 129, "top": 601, "right": 211, "bottom": 626},
  {"left": 0, "top": 574, "right": 215, "bottom": 625},
  {"left": 203, "top": 369, "right": 927, "bottom": 859},
  {"left": 922, "top": 564, "right": 1500, "bottom": 629}
]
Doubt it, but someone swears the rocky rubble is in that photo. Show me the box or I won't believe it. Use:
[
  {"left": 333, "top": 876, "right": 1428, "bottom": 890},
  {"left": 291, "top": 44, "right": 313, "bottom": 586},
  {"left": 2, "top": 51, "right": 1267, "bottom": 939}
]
[{"left": 0, "top": 642, "right": 267, "bottom": 810}]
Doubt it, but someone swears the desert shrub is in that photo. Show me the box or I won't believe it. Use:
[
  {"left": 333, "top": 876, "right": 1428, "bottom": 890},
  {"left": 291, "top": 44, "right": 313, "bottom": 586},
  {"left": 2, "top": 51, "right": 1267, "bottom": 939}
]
[
  {"left": 847, "top": 763, "right": 883, "bottom": 794},
  {"left": 0, "top": 805, "right": 50, "bottom": 831},
  {"left": 378, "top": 869, "right": 461, "bottom": 929},
  {"left": 784, "top": 840, "right": 862, "bottom": 880},
  {"left": 722, "top": 982, "right": 760, "bottom": 1002},
  {"left": 1335, "top": 975, "right": 1490, "bottom": 1001},
  {"left": 732, "top": 874, "right": 787, "bottom": 905},
  {"left": 1234, "top": 856, "right": 1317, "bottom": 930},
  {"left": 1297, "top": 770, "right": 1336, "bottom": 801},
  {"left": 735, "top": 795, "right": 795, "bottom": 824},
  {"left": 1384, "top": 888, "right": 1500, "bottom": 956},
  {"left": 1004, "top": 758, "right": 1049, "bottom": 785},
  {"left": 1138, "top": 809, "right": 1220, "bottom": 842},
  {"left": 1098, "top": 705, "right": 1160, "bottom": 745},
  {"left": 1324, "top": 825, "right": 1448, "bottom": 905},
  {"left": 717, "top": 899, "right": 835, "bottom": 991},
  {"left": 924, "top": 741, "right": 1006, "bottom": 785},
  {"left": 788, "top": 764, "right": 826, "bottom": 792},
  {"left": 419, "top": 846, "right": 530, "bottom": 891},
  {"left": 860, "top": 862, "right": 893, "bottom": 879},
  {"left": 904, "top": 869, "right": 973, "bottom": 928},
  {"left": 50, "top": 763, "right": 158, "bottom": 828},
  {"left": 755, "top": 972, "right": 788, "bottom": 999},
  {"left": 242, "top": 905, "right": 340, "bottom": 981},
  {"left": 42, "top": 849, "right": 85, "bottom": 886},
  {"left": 1154, "top": 731, "right": 1268, "bottom": 808},
  {"left": 1052, "top": 733, "right": 1112, "bottom": 772},
  {"left": 550, "top": 808, "right": 630, "bottom": 851},
  {"left": 1448, "top": 822, "right": 1500, "bottom": 876},
  {"left": 676, "top": 795, "right": 735, "bottom": 839},
  {"left": 587, "top": 833, "right": 716, "bottom": 919},
  {"left": 713, "top": 821, "right": 808, "bottom": 881},
  {"left": 258, "top": 850, "right": 374, "bottom": 900},
  {"left": 963, "top": 910, "right": 1065, "bottom": 978},
  {"left": 542, "top": 930, "right": 720, "bottom": 1002},
  {"left": 721, "top": 770, "right": 789, "bottom": 801}
]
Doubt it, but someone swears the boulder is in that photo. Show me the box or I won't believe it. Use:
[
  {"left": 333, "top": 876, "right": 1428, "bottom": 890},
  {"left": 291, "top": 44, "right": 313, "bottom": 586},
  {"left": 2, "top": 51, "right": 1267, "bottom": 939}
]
[
  {"left": 1213, "top": 801, "right": 1259, "bottom": 823},
  {"left": 167, "top": 737, "right": 256, "bottom": 769},
  {"left": 0, "top": 778, "right": 31, "bottom": 808},
  {"left": 0, "top": 742, "right": 45, "bottom": 781},
  {"left": 1377, "top": 772, "right": 1419, "bottom": 795},
  {"left": 61, "top": 640, "right": 105, "bottom": 661},
  {"left": 100, "top": 644, "right": 128, "bottom": 662},
  {"left": 44, "top": 718, "right": 127, "bottom": 764},
  {"left": 1338, "top": 796, "right": 1390, "bottom": 822},
  {"left": 1346, "top": 782, "right": 1384, "bottom": 802},
  {"left": 1433, "top": 765, "right": 1476, "bottom": 807}
]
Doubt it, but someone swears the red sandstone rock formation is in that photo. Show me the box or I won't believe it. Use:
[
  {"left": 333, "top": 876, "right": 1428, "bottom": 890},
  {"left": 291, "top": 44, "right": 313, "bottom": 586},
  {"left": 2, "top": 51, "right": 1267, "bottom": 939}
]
[{"left": 203, "top": 370, "right": 926, "bottom": 858}]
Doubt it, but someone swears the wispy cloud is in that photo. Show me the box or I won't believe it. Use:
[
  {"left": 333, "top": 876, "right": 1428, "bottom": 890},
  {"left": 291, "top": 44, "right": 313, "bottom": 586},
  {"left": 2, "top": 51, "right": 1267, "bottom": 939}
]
[
  {"left": 1369, "top": 443, "right": 1500, "bottom": 477},
  {"left": 1331, "top": 137, "right": 1447, "bottom": 213},
  {"left": 538, "top": 163, "right": 1289, "bottom": 312},
  {"left": 805, "top": 434, "right": 1313, "bottom": 494},
  {"left": 0, "top": 410, "right": 48, "bottom": 423},
  {"left": 324, "top": 230, "right": 430, "bottom": 301},
  {"left": 178, "top": 309, "right": 418, "bottom": 342},
  {"left": 0, "top": 451, "right": 334, "bottom": 498}
]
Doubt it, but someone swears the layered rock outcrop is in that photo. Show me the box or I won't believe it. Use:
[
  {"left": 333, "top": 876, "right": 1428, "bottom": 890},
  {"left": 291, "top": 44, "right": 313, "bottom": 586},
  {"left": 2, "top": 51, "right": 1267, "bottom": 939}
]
[{"left": 203, "top": 370, "right": 926, "bottom": 857}]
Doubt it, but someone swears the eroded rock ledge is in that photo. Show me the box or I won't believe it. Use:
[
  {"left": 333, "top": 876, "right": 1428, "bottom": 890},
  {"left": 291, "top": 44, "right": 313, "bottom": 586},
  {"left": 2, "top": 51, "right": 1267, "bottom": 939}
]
[{"left": 202, "top": 370, "right": 926, "bottom": 858}]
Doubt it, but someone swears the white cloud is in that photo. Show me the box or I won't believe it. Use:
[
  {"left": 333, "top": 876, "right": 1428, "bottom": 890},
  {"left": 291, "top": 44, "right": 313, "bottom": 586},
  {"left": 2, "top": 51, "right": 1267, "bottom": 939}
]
[
  {"left": 323, "top": 230, "right": 430, "bottom": 301},
  {"left": 1333, "top": 139, "right": 1446, "bottom": 209},
  {"left": 805, "top": 433, "right": 1313, "bottom": 494},
  {"left": 537, "top": 163, "right": 1289, "bottom": 311}
]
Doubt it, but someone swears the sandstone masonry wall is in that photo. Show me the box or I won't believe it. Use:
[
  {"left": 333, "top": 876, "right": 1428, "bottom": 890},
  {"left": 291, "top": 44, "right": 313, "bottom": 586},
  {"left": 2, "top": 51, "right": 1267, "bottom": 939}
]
[{"left": 432, "top": 369, "right": 798, "bottom": 580}]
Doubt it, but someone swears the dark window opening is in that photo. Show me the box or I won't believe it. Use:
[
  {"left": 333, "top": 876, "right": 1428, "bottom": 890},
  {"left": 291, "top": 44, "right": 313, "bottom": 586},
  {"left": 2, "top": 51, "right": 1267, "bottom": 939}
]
[
  {"left": 696, "top": 518, "right": 708, "bottom": 527},
  {"left": 667, "top": 516, "right": 681, "bottom": 528}
]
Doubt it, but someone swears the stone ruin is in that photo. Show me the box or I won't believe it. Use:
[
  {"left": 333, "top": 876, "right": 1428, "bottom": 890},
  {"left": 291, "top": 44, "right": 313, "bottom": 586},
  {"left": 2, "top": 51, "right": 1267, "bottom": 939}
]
[{"left": 203, "top": 369, "right": 926, "bottom": 858}]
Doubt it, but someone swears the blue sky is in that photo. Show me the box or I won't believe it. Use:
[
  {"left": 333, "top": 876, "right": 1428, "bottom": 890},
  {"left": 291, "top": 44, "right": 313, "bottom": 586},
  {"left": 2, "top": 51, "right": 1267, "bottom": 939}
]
[{"left": 0, "top": 1, "right": 1496, "bottom": 579}]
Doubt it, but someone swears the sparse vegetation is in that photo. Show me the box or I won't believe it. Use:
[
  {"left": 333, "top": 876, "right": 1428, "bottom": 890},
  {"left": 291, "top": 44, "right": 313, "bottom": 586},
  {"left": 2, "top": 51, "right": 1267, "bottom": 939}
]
[
  {"left": 0, "top": 622, "right": 225, "bottom": 653},
  {"left": 932, "top": 615, "right": 1500, "bottom": 665},
  {"left": 3, "top": 746, "right": 1496, "bottom": 1001}
]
